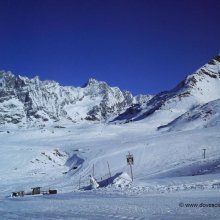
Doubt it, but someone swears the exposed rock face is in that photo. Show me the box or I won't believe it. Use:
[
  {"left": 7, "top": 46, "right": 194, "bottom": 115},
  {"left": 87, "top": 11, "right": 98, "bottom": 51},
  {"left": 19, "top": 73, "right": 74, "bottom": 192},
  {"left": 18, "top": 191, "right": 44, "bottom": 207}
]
[{"left": 0, "top": 72, "right": 151, "bottom": 127}]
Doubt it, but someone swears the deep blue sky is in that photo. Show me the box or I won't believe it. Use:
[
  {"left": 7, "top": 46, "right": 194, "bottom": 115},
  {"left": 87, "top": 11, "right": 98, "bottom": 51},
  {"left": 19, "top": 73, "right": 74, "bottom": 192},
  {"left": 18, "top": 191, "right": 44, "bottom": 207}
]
[{"left": 0, "top": 0, "right": 220, "bottom": 95}]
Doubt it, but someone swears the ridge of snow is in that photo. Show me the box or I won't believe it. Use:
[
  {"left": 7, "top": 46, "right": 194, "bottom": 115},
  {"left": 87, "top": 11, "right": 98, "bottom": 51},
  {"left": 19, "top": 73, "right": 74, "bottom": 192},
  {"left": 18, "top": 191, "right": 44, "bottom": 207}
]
[{"left": 114, "top": 55, "right": 220, "bottom": 128}]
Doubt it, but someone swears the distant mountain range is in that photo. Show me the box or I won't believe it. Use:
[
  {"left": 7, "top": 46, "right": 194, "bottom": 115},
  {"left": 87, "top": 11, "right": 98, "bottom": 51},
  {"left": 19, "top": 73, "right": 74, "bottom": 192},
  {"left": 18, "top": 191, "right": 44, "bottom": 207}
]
[
  {"left": 0, "top": 55, "right": 220, "bottom": 129},
  {"left": 0, "top": 71, "right": 151, "bottom": 128}
]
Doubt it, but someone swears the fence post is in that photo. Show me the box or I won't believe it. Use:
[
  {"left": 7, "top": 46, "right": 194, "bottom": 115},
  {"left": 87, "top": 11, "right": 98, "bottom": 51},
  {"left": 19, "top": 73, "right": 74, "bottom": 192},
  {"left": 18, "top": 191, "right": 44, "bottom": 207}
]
[
  {"left": 92, "top": 164, "right": 95, "bottom": 177},
  {"left": 79, "top": 175, "right": 81, "bottom": 189},
  {"left": 107, "top": 161, "right": 111, "bottom": 178},
  {"left": 202, "top": 148, "right": 206, "bottom": 159}
]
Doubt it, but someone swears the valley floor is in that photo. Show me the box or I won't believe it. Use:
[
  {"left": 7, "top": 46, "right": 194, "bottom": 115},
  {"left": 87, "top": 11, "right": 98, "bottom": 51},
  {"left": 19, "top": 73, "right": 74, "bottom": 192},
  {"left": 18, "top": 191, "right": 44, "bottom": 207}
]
[
  {"left": 1, "top": 121, "right": 220, "bottom": 219},
  {"left": 2, "top": 190, "right": 220, "bottom": 220}
]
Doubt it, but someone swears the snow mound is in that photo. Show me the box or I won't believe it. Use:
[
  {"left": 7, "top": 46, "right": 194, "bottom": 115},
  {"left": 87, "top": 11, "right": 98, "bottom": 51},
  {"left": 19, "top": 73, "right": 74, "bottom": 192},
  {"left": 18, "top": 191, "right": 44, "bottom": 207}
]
[{"left": 112, "top": 172, "right": 132, "bottom": 187}]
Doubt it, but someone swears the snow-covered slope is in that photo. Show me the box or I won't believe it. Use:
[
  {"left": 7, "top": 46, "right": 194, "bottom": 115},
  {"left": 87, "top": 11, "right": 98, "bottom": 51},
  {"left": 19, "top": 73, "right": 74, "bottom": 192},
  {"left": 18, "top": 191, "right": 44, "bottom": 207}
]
[
  {"left": 1, "top": 121, "right": 220, "bottom": 196},
  {"left": 158, "top": 98, "right": 220, "bottom": 131},
  {"left": 0, "top": 72, "right": 151, "bottom": 128},
  {"left": 114, "top": 55, "right": 220, "bottom": 127}
]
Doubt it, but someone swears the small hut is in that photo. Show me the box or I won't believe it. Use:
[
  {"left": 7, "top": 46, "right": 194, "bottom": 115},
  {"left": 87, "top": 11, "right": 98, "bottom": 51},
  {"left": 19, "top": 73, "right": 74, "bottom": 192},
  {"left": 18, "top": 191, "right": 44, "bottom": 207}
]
[
  {"left": 49, "top": 189, "right": 57, "bottom": 194},
  {"left": 11, "top": 191, "right": 24, "bottom": 197},
  {"left": 31, "top": 187, "right": 41, "bottom": 195}
]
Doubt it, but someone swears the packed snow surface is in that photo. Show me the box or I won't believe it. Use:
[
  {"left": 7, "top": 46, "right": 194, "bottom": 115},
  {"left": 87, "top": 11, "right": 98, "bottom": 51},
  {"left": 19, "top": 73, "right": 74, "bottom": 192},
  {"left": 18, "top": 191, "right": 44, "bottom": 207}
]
[{"left": 1, "top": 120, "right": 220, "bottom": 219}]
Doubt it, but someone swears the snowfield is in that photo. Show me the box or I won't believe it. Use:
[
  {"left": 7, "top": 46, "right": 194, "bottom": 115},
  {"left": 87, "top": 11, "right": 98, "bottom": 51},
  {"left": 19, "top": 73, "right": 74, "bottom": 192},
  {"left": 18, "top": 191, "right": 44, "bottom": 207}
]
[
  {"left": 2, "top": 191, "right": 220, "bottom": 220},
  {"left": 1, "top": 120, "right": 220, "bottom": 219},
  {"left": 1, "top": 55, "right": 220, "bottom": 219}
]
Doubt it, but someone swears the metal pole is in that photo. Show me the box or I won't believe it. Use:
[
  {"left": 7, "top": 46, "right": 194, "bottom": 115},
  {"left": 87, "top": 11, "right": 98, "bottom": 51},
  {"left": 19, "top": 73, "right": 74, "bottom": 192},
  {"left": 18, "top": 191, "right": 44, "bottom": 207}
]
[
  {"left": 107, "top": 161, "right": 111, "bottom": 178},
  {"left": 203, "top": 149, "right": 206, "bottom": 159},
  {"left": 92, "top": 164, "right": 95, "bottom": 177},
  {"left": 130, "top": 163, "right": 133, "bottom": 181},
  {"left": 79, "top": 175, "right": 81, "bottom": 189}
]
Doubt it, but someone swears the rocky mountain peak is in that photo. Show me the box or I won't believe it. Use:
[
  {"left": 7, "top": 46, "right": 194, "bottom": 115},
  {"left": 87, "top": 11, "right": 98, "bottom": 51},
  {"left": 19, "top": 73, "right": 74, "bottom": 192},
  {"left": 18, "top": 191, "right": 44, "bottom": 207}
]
[
  {"left": 0, "top": 71, "right": 152, "bottom": 128},
  {"left": 82, "top": 78, "right": 108, "bottom": 88},
  {"left": 0, "top": 70, "right": 14, "bottom": 77},
  {"left": 114, "top": 55, "right": 220, "bottom": 125},
  {"left": 87, "top": 78, "right": 99, "bottom": 85},
  {"left": 209, "top": 54, "right": 220, "bottom": 64}
]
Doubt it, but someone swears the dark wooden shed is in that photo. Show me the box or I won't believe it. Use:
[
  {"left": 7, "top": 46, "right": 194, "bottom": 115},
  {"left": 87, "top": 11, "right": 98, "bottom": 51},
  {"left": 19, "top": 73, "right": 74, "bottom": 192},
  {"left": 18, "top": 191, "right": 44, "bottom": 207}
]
[
  {"left": 49, "top": 189, "right": 57, "bottom": 194},
  {"left": 31, "top": 187, "right": 41, "bottom": 195},
  {"left": 11, "top": 191, "right": 24, "bottom": 197}
]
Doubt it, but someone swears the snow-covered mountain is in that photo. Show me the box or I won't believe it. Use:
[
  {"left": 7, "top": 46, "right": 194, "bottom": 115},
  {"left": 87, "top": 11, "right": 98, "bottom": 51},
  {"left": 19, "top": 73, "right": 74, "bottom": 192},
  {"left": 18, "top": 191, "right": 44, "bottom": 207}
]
[
  {"left": 1, "top": 55, "right": 220, "bottom": 219},
  {"left": 114, "top": 55, "right": 220, "bottom": 127},
  {"left": 1, "top": 54, "right": 220, "bottom": 129},
  {"left": 0, "top": 71, "right": 152, "bottom": 128}
]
